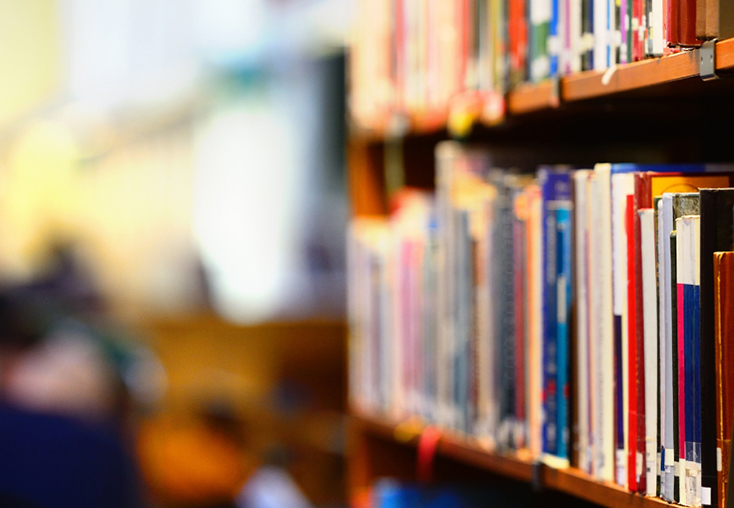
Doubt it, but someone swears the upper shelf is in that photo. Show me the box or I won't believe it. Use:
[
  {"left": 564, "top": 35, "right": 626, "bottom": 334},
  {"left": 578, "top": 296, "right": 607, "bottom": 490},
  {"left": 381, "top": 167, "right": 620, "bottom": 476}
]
[
  {"left": 351, "top": 411, "right": 673, "bottom": 508},
  {"left": 351, "top": 38, "right": 734, "bottom": 143}
]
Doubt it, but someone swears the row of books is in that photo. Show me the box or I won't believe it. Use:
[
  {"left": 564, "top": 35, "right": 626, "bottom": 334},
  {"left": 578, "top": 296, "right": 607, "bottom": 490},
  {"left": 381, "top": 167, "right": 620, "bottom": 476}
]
[
  {"left": 349, "top": 0, "right": 734, "bottom": 130},
  {"left": 347, "top": 142, "right": 734, "bottom": 507}
]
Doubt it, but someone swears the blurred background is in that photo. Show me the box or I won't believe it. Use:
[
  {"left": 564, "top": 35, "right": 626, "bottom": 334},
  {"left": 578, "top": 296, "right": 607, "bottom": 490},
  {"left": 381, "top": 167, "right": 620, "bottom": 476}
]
[{"left": 0, "top": 1, "right": 351, "bottom": 507}]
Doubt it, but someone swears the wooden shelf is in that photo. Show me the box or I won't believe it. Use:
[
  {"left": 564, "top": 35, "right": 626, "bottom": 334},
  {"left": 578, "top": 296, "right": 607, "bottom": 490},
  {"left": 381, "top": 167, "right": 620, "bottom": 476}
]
[
  {"left": 351, "top": 38, "right": 734, "bottom": 142},
  {"left": 350, "top": 411, "right": 674, "bottom": 508}
]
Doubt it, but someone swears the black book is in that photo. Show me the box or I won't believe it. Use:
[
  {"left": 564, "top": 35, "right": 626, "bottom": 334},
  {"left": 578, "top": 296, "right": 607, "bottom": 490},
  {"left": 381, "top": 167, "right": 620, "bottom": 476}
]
[
  {"left": 671, "top": 230, "right": 680, "bottom": 503},
  {"left": 699, "top": 188, "right": 734, "bottom": 508}
]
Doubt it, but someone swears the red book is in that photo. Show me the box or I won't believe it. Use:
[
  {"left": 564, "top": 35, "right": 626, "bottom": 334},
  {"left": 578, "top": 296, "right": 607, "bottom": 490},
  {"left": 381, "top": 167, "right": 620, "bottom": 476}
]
[
  {"left": 668, "top": 0, "right": 680, "bottom": 47},
  {"left": 509, "top": 0, "right": 528, "bottom": 86},
  {"left": 678, "top": 0, "right": 699, "bottom": 46},
  {"left": 626, "top": 193, "right": 639, "bottom": 492},
  {"left": 633, "top": 0, "right": 644, "bottom": 60},
  {"left": 632, "top": 176, "right": 647, "bottom": 494}
]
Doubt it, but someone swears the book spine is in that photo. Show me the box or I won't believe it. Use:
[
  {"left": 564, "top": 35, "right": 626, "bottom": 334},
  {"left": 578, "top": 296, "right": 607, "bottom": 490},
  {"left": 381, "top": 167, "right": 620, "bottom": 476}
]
[
  {"left": 626, "top": 193, "right": 639, "bottom": 492},
  {"left": 671, "top": 230, "right": 682, "bottom": 503},
  {"left": 633, "top": 174, "right": 650, "bottom": 494},
  {"left": 527, "top": 185, "right": 545, "bottom": 458},
  {"left": 594, "top": 0, "right": 609, "bottom": 69},
  {"left": 514, "top": 193, "right": 528, "bottom": 449},
  {"left": 678, "top": 0, "right": 698, "bottom": 46},
  {"left": 676, "top": 229, "right": 688, "bottom": 506},
  {"left": 574, "top": 171, "right": 592, "bottom": 474},
  {"left": 530, "top": 0, "right": 552, "bottom": 80},
  {"left": 660, "top": 195, "right": 676, "bottom": 502},
  {"left": 550, "top": 0, "right": 561, "bottom": 74},
  {"left": 557, "top": 205, "right": 573, "bottom": 460},
  {"left": 581, "top": 0, "right": 595, "bottom": 69},
  {"left": 714, "top": 252, "right": 734, "bottom": 508},
  {"left": 678, "top": 215, "right": 702, "bottom": 506},
  {"left": 699, "top": 189, "right": 734, "bottom": 508},
  {"left": 543, "top": 179, "right": 560, "bottom": 458},
  {"left": 498, "top": 186, "right": 517, "bottom": 446},
  {"left": 640, "top": 208, "right": 659, "bottom": 497}
]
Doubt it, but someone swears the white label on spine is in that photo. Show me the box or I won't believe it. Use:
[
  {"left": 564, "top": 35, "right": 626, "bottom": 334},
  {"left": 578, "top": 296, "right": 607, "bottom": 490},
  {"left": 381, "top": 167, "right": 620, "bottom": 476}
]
[
  {"left": 702, "top": 487, "right": 711, "bottom": 506},
  {"left": 616, "top": 450, "right": 626, "bottom": 486},
  {"left": 666, "top": 450, "right": 674, "bottom": 466},
  {"left": 718, "top": 447, "right": 723, "bottom": 472}
]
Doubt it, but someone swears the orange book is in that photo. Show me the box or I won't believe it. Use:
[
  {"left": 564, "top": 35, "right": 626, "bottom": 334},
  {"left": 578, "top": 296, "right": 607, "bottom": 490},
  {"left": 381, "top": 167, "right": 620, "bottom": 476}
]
[{"left": 714, "top": 251, "right": 734, "bottom": 508}]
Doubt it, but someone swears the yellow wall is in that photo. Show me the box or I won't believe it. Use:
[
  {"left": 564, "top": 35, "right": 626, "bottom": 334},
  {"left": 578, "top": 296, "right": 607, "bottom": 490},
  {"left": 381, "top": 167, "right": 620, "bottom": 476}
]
[{"left": 0, "top": 0, "right": 62, "bottom": 127}]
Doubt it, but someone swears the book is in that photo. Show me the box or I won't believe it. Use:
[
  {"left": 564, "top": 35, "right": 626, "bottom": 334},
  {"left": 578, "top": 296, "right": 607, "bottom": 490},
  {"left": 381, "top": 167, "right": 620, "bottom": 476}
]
[
  {"left": 698, "top": 188, "right": 734, "bottom": 508},
  {"left": 539, "top": 167, "right": 573, "bottom": 466},
  {"left": 639, "top": 207, "right": 659, "bottom": 497},
  {"left": 714, "top": 251, "right": 734, "bottom": 508},
  {"left": 632, "top": 171, "right": 734, "bottom": 495},
  {"left": 573, "top": 170, "right": 592, "bottom": 474},
  {"left": 676, "top": 215, "right": 702, "bottom": 507},
  {"left": 526, "top": 183, "right": 545, "bottom": 458}
]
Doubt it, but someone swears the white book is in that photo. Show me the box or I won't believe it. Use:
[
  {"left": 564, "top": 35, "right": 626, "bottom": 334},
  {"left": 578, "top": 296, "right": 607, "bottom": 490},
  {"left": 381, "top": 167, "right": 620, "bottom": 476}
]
[
  {"left": 435, "top": 141, "right": 457, "bottom": 428},
  {"left": 657, "top": 198, "right": 668, "bottom": 498},
  {"left": 660, "top": 194, "right": 676, "bottom": 500},
  {"left": 475, "top": 195, "right": 497, "bottom": 443},
  {"left": 574, "top": 170, "right": 592, "bottom": 473},
  {"left": 649, "top": 0, "right": 664, "bottom": 55},
  {"left": 611, "top": 170, "right": 636, "bottom": 487},
  {"left": 639, "top": 208, "right": 659, "bottom": 497},
  {"left": 569, "top": 0, "right": 583, "bottom": 73},
  {"left": 593, "top": 163, "right": 616, "bottom": 482},
  {"left": 589, "top": 174, "right": 613, "bottom": 479}
]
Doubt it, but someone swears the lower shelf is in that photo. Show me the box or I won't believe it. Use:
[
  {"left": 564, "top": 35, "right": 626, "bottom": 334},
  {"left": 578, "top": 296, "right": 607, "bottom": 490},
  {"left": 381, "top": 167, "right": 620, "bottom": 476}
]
[{"left": 349, "top": 411, "right": 672, "bottom": 508}]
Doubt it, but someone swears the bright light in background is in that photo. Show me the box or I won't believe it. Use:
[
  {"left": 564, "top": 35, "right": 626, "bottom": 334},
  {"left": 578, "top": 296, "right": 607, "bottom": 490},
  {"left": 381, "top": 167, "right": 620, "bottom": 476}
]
[
  {"left": 0, "top": 0, "right": 352, "bottom": 322},
  {"left": 193, "top": 92, "right": 304, "bottom": 323}
]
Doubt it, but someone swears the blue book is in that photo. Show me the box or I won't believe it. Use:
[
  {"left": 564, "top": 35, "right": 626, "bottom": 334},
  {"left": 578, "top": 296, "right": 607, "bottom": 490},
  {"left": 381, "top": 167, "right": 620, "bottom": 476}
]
[
  {"left": 549, "top": 0, "right": 560, "bottom": 75},
  {"left": 538, "top": 167, "right": 572, "bottom": 462},
  {"left": 676, "top": 214, "right": 702, "bottom": 504},
  {"left": 556, "top": 206, "right": 573, "bottom": 458}
]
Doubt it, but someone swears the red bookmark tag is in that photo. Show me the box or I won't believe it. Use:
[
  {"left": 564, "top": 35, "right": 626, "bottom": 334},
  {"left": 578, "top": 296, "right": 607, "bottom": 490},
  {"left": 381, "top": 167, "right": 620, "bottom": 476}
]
[{"left": 417, "top": 426, "right": 441, "bottom": 483}]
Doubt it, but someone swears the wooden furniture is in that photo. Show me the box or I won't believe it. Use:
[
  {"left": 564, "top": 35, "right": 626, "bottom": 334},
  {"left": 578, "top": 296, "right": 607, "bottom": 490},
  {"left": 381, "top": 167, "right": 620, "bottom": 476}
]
[{"left": 346, "top": 39, "right": 734, "bottom": 507}]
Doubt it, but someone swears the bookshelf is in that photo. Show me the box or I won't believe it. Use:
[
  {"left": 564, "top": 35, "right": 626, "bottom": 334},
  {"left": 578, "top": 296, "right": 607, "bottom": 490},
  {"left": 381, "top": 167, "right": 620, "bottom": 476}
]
[
  {"left": 346, "top": 13, "right": 734, "bottom": 505},
  {"left": 349, "top": 411, "right": 673, "bottom": 508},
  {"left": 350, "top": 38, "right": 734, "bottom": 143}
]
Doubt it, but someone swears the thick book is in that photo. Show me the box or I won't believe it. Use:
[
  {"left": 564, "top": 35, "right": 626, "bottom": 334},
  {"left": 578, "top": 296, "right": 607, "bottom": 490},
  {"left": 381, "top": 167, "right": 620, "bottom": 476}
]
[
  {"left": 660, "top": 193, "right": 703, "bottom": 501},
  {"left": 671, "top": 229, "right": 682, "bottom": 504},
  {"left": 610, "top": 168, "right": 636, "bottom": 487},
  {"left": 526, "top": 183, "right": 544, "bottom": 458},
  {"left": 591, "top": 164, "right": 616, "bottom": 483},
  {"left": 539, "top": 167, "right": 572, "bottom": 466},
  {"left": 677, "top": 215, "right": 702, "bottom": 507},
  {"left": 626, "top": 193, "right": 640, "bottom": 492},
  {"left": 639, "top": 207, "right": 659, "bottom": 497},
  {"left": 699, "top": 188, "right": 734, "bottom": 508},
  {"left": 492, "top": 173, "right": 517, "bottom": 447},
  {"left": 574, "top": 170, "right": 593, "bottom": 474},
  {"left": 714, "top": 251, "right": 734, "bottom": 508},
  {"left": 512, "top": 183, "right": 531, "bottom": 449}
]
